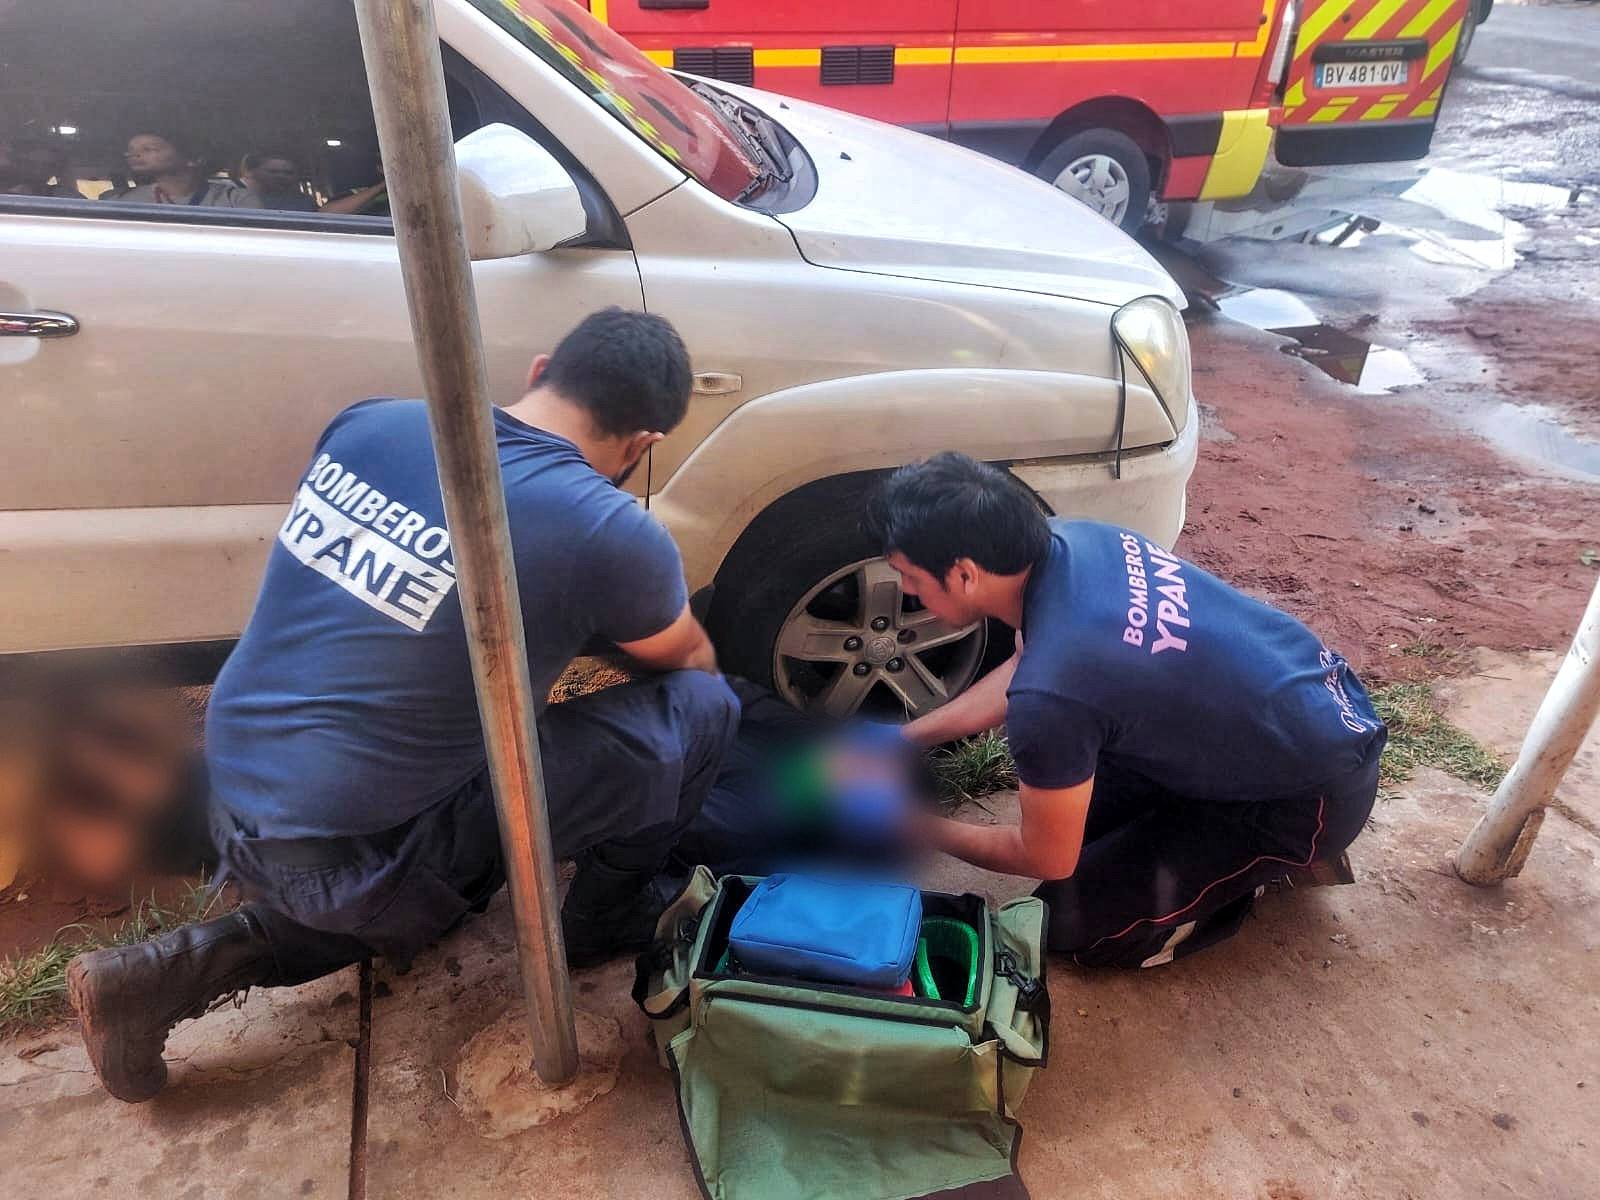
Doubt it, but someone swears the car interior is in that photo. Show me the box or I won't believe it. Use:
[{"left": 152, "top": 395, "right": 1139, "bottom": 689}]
[{"left": 0, "top": 0, "right": 628, "bottom": 243}]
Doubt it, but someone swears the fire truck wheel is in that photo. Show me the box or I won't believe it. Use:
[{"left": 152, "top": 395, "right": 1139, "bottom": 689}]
[{"left": 1036, "top": 129, "right": 1152, "bottom": 233}]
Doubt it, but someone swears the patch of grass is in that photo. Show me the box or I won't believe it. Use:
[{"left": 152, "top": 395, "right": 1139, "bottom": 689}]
[
  {"left": 1370, "top": 682, "right": 1508, "bottom": 792},
  {"left": 0, "top": 878, "right": 229, "bottom": 1038},
  {"left": 929, "top": 730, "right": 1017, "bottom": 805}
]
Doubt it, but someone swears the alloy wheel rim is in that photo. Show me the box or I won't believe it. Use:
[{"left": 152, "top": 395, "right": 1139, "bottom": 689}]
[
  {"left": 1054, "top": 152, "right": 1132, "bottom": 225},
  {"left": 771, "top": 556, "right": 987, "bottom": 719}
]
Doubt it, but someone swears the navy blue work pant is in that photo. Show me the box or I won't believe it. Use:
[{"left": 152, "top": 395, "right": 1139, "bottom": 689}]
[
  {"left": 1035, "top": 740, "right": 1382, "bottom": 969},
  {"left": 213, "top": 671, "right": 740, "bottom": 973}
]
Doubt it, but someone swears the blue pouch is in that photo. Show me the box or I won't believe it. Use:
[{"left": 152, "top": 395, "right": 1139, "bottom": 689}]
[{"left": 728, "top": 874, "right": 922, "bottom": 988}]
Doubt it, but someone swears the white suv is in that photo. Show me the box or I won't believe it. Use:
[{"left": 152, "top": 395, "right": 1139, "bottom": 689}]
[{"left": 0, "top": 0, "right": 1194, "bottom": 720}]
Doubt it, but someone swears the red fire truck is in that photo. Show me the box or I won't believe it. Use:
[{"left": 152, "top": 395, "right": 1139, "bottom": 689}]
[{"left": 582, "top": 0, "right": 1470, "bottom": 231}]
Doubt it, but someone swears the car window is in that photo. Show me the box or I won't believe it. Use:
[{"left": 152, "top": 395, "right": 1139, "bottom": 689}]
[
  {"left": 0, "top": 0, "right": 470, "bottom": 224},
  {"left": 467, "top": 0, "right": 764, "bottom": 203}
]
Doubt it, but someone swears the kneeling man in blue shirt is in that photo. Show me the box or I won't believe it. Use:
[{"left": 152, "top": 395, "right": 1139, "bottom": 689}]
[
  {"left": 69, "top": 310, "right": 739, "bottom": 1102},
  {"left": 867, "top": 453, "right": 1386, "bottom": 969}
]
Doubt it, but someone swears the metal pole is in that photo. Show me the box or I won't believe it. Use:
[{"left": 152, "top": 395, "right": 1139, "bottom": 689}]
[
  {"left": 351, "top": 0, "right": 580, "bottom": 1082},
  {"left": 1456, "top": 575, "right": 1600, "bottom": 885}
]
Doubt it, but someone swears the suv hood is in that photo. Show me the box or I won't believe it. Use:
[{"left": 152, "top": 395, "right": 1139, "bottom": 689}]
[{"left": 726, "top": 85, "right": 1183, "bottom": 309}]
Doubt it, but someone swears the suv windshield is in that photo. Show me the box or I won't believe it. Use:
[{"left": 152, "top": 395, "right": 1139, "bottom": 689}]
[{"left": 469, "top": 0, "right": 763, "bottom": 201}]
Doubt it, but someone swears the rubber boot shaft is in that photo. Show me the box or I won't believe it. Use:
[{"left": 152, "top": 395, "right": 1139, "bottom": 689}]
[{"left": 561, "top": 853, "right": 669, "bottom": 970}]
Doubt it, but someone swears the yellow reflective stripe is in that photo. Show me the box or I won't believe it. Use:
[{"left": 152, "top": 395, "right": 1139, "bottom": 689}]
[
  {"left": 1422, "top": 22, "right": 1460, "bottom": 76},
  {"left": 1308, "top": 98, "right": 1356, "bottom": 121},
  {"left": 753, "top": 48, "right": 821, "bottom": 67},
  {"left": 1284, "top": 78, "right": 1307, "bottom": 108},
  {"left": 1362, "top": 99, "right": 1400, "bottom": 119},
  {"left": 658, "top": 38, "right": 1263, "bottom": 72},
  {"left": 895, "top": 46, "right": 955, "bottom": 65},
  {"left": 1295, "top": 0, "right": 1361, "bottom": 60},
  {"left": 1398, "top": 0, "right": 1456, "bottom": 37},
  {"left": 1412, "top": 98, "right": 1438, "bottom": 116},
  {"left": 1348, "top": 0, "right": 1411, "bottom": 38},
  {"left": 955, "top": 41, "right": 1234, "bottom": 64},
  {"left": 1235, "top": 0, "right": 1279, "bottom": 55},
  {"left": 590, "top": 0, "right": 608, "bottom": 24}
]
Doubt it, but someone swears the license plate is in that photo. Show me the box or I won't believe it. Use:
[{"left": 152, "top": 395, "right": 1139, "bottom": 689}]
[{"left": 1316, "top": 60, "right": 1410, "bottom": 89}]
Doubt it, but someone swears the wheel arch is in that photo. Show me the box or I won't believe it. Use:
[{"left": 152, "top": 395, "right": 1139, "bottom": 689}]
[
  {"left": 707, "top": 469, "right": 889, "bottom": 610},
  {"left": 1023, "top": 97, "right": 1172, "bottom": 191},
  {"left": 647, "top": 367, "right": 1176, "bottom": 598}
]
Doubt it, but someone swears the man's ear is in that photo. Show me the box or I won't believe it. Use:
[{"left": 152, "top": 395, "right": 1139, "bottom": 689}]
[
  {"left": 950, "top": 557, "right": 980, "bottom": 595},
  {"left": 525, "top": 353, "right": 551, "bottom": 391},
  {"left": 625, "top": 430, "right": 666, "bottom": 463}
]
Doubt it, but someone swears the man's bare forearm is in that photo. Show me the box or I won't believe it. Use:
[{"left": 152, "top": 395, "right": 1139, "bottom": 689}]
[
  {"left": 902, "top": 653, "right": 1017, "bottom": 747},
  {"left": 920, "top": 813, "right": 1039, "bottom": 877}
]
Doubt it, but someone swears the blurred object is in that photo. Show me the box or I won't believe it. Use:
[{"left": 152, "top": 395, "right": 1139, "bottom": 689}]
[
  {"left": 0, "top": 699, "right": 44, "bottom": 891},
  {"left": 670, "top": 681, "right": 932, "bottom": 878},
  {"left": 827, "top": 776, "right": 913, "bottom": 849},
  {"left": 36, "top": 806, "right": 139, "bottom": 891},
  {"left": 8, "top": 685, "right": 212, "bottom": 895}
]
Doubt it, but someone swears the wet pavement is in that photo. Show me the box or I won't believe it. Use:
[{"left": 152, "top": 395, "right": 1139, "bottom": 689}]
[{"left": 1170, "top": 8, "right": 1600, "bottom": 485}]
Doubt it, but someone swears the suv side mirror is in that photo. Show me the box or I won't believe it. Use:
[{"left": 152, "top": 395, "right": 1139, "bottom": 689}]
[{"left": 455, "top": 123, "right": 587, "bottom": 261}]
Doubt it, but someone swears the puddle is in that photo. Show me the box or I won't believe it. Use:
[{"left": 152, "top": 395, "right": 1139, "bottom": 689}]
[
  {"left": 1470, "top": 402, "right": 1600, "bottom": 482},
  {"left": 1215, "top": 288, "right": 1424, "bottom": 394},
  {"left": 1215, "top": 288, "right": 1318, "bottom": 330},
  {"left": 1190, "top": 164, "right": 1582, "bottom": 272}
]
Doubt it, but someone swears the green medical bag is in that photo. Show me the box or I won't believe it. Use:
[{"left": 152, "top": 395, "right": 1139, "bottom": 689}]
[{"left": 633, "top": 869, "right": 1051, "bottom": 1200}]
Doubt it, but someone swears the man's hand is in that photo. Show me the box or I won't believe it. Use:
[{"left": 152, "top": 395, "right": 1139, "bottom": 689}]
[
  {"left": 617, "top": 605, "right": 719, "bottom": 675},
  {"left": 921, "top": 776, "right": 1093, "bottom": 880},
  {"left": 901, "top": 647, "right": 1019, "bottom": 749}
]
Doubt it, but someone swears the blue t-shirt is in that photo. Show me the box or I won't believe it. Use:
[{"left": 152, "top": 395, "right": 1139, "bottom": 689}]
[
  {"left": 1006, "top": 520, "right": 1384, "bottom": 802},
  {"left": 206, "top": 399, "right": 688, "bottom": 838}
]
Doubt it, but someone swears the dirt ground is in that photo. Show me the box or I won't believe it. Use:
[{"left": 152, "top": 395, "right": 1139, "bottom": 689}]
[
  {"left": 1179, "top": 310, "right": 1600, "bottom": 682},
  {"left": 6, "top": 715, "right": 1596, "bottom": 1199}
]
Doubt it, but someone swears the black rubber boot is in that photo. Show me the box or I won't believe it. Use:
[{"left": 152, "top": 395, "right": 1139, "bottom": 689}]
[
  {"left": 67, "top": 905, "right": 282, "bottom": 1103},
  {"left": 560, "top": 854, "right": 670, "bottom": 971}
]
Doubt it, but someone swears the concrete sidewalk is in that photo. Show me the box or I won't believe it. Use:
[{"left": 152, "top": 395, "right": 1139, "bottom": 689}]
[{"left": 6, "top": 661, "right": 1597, "bottom": 1199}]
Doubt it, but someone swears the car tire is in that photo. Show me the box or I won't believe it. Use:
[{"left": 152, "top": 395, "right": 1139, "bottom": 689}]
[
  {"left": 1035, "top": 128, "right": 1153, "bottom": 234},
  {"left": 707, "top": 483, "right": 998, "bottom": 721}
]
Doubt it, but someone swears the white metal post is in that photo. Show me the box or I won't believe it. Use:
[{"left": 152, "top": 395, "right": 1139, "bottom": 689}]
[
  {"left": 350, "top": 0, "right": 580, "bottom": 1082},
  {"left": 1456, "top": 576, "right": 1600, "bottom": 885}
]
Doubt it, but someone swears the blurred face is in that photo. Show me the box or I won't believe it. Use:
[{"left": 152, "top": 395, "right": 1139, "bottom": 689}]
[
  {"left": 885, "top": 551, "right": 983, "bottom": 627},
  {"left": 125, "top": 134, "right": 185, "bottom": 180},
  {"left": 249, "top": 157, "right": 299, "bottom": 194}
]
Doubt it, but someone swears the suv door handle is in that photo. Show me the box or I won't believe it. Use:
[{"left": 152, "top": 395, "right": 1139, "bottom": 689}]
[
  {"left": 692, "top": 371, "right": 742, "bottom": 396},
  {"left": 0, "top": 311, "right": 79, "bottom": 338}
]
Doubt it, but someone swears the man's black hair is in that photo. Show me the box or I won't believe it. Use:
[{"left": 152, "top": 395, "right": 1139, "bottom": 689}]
[
  {"left": 242, "top": 150, "right": 298, "bottom": 171},
  {"left": 130, "top": 130, "right": 201, "bottom": 160},
  {"left": 864, "top": 452, "right": 1050, "bottom": 580},
  {"left": 537, "top": 307, "right": 692, "bottom": 437}
]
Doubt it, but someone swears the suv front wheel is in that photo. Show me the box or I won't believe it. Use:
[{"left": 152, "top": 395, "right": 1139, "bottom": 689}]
[{"left": 707, "top": 484, "right": 989, "bottom": 720}]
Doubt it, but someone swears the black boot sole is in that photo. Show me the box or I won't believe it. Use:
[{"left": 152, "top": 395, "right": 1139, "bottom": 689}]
[{"left": 66, "top": 954, "right": 169, "bottom": 1104}]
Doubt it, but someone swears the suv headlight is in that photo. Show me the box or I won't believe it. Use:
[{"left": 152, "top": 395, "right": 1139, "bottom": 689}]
[{"left": 1111, "top": 296, "right": 1192, "bottom": 437}]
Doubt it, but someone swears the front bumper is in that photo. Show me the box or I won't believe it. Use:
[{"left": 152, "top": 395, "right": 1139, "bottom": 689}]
[
  {"left": 1198, "top": 109, "right": 1275, "bottom": 202},
  {"left": 1008, "top": 409, "right": 1198, "bottom": 550}
]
